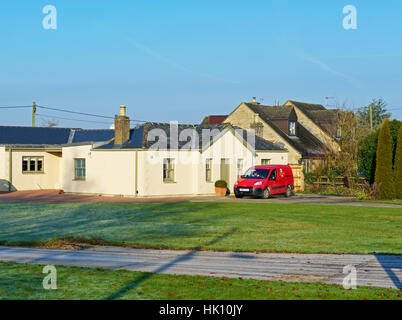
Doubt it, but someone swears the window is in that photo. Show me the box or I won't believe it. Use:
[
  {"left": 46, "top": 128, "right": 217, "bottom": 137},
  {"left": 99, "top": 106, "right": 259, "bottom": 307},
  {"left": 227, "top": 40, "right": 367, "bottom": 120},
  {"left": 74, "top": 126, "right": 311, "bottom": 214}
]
[
  {"left": 163, "top": 158, "right": 175, "bottom": 182},
  {"left": 243, "top": 168, "right": 270, "bottom": 179},
  {"left": 74, "top": 159, "right": 86, "bottom": 180},
  {"left": 237, "top": 159, "right": 244, "bottom": 179},
  {"left": 261, "top": 159, "right": 271, "bottom": 165},
  {"left": 205, "top": 159, "right": 212, "bottom": 182},
  {"left": 336, "top": 125, "right": 342, "bottom": 139},
  {"left": 269, "top": 169, "right": 277, "bottom": 181},
  {"left": 289, "top": 121, "right": 296, "bottom": 136},
  {"left": 22, "top": 156, "right": 44, "bottom": 173}
]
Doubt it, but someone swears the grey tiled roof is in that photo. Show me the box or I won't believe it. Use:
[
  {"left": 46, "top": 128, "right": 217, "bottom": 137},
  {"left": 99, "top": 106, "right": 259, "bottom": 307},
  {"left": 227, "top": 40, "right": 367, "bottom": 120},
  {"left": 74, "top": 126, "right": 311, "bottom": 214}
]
[
  {"left": 246, "top": 103, "right": 294, "bottom": 120},
  {"left": 0, "top": 126, "right": 114, "bottom": 147},
  {"left": 95, "top": 123, "right": 285, "bottom": 151}
]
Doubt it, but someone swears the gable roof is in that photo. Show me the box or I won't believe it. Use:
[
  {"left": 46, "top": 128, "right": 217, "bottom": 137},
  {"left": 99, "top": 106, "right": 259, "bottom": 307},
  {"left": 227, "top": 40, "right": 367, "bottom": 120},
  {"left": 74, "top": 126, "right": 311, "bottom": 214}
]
[
  {"left": 95, "top": 123, "right": 286, "bottom": 152},
  {"left": 285, "top": 100, "right": 339, "bottom": 136},
  {"left": 0, "top": 126, "right": 114, "bottom": 147}
]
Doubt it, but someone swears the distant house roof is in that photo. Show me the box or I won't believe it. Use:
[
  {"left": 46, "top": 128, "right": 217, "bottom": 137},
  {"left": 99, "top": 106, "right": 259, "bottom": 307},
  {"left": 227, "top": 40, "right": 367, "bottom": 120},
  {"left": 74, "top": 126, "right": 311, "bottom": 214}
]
[
  {"left": 95, "top": 123, "right": 286, "bottom": 152},
  {"left": 245, "top": 103, "right": 294, "bottom": 120},
  {"left": 201, "top": 115, "right": 228, "bottom": 125},
  {"left": 0, "top": 126, "right": 114, "bottom": 147}
]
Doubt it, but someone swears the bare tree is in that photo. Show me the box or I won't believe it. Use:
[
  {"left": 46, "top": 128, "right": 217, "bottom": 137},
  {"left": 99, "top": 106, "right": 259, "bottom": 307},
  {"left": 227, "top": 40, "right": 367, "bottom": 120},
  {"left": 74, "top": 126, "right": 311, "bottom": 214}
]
[{"left": 40, "top": 119, "right": 59, "bottom": 128}]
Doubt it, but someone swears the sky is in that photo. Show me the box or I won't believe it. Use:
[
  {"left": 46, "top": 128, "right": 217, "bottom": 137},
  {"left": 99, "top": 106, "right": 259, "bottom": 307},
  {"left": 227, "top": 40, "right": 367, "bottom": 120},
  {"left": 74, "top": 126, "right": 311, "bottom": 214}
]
[{"left": 0, "top": 0, "right": 401, "bottom": 128}]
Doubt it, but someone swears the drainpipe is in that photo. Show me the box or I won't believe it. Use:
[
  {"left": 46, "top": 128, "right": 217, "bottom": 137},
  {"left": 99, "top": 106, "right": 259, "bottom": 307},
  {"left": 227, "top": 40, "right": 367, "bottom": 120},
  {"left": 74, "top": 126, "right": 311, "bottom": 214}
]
[
  {"left": 8, "top": 147, "right": 12, "bottom": 192},
  {"left": 135, "top": 150, "right": 138, "bottom": 197}
]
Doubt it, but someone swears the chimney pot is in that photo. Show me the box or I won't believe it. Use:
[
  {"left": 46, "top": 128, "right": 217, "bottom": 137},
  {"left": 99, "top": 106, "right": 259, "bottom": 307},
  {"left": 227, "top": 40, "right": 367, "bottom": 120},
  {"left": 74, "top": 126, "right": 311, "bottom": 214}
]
[{"left": 120, "top": 105, "right": 126, "bottom": 117}]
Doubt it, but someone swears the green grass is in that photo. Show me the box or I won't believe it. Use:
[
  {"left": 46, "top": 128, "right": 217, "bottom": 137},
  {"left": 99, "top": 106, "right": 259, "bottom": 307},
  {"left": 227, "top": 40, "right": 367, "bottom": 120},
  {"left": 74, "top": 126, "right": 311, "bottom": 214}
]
[
  {"left": 0, "top": 262, "right": 400, "bottom": 300},
  {"left": 1, "top": 202, "right": 401, "bottom": 254},
  {"left": 356, "top": 199, "right": 402, "bottom": 205}
]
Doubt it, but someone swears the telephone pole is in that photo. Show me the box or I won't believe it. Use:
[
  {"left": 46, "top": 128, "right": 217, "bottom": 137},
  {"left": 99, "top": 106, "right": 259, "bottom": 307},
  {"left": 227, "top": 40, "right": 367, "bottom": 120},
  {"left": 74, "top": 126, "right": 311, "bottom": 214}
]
[{"left": 32, "top": 102, "right": 36, "bottom": 127}]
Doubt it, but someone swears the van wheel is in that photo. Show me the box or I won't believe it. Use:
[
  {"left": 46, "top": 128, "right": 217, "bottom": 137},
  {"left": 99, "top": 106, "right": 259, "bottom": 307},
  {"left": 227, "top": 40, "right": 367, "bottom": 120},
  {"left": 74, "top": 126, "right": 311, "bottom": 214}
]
[
  {"left": 235, "top": 193, "right": 243, "bottom": 199},
  {"left": 285, "top": 186, "right": 292, "bottom": 198},
  {"left": 262, "top": 188, "right": 271, "bottom": 199}
]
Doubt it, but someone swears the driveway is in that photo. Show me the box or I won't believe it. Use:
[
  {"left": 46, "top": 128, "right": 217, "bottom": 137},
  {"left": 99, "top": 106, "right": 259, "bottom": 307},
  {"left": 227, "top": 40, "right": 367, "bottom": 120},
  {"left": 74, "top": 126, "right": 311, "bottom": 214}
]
[
  {"left": 0, "top": 246, "right": 401, "bottom": 289},
  {"left": 0, "top": 190, "right": 401, "bottom": 208}
]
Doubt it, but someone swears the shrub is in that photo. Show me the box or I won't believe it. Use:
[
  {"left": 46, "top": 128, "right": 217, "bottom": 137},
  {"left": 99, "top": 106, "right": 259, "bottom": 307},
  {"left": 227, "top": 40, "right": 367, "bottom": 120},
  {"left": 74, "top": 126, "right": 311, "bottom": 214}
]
[
  {"left": 375, "top": 120, "right": 395, "bottom": 199},
  {"left": 214, "top": 180, "right": 227, "bottom": 188},
  {"left": 395, "top": 127, "right": 402, "bottom": 199}
]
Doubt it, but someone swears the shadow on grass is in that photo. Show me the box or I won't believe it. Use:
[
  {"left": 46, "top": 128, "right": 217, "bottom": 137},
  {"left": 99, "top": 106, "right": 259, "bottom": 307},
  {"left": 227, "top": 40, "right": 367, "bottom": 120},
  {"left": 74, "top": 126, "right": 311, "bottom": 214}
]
[
  {"left": 104, "top": 228, "right": 238, "bottom": 300},
  {"left": 373, "top": 254, "right": 402, "bottom": 289},
  {"left": 0, "top": 202, "right": 228, "bottom": 247}
]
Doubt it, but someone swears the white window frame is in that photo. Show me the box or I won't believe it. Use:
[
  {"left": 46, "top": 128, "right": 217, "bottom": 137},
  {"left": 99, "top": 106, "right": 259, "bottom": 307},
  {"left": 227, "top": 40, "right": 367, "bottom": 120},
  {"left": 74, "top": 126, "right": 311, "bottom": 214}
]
[
  {"left": 163, "top": 158, "right": 175, "bottom": 183},
  {"left": 289, "top": 121, "right": 296, "bottom": 136}
]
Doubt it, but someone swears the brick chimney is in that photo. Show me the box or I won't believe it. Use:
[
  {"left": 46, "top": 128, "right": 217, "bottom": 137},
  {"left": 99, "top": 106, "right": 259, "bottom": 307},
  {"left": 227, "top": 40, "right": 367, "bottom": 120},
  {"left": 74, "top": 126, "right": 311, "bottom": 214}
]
[{"left": 114, "top": 105, "right": 130, "bottom": 145}]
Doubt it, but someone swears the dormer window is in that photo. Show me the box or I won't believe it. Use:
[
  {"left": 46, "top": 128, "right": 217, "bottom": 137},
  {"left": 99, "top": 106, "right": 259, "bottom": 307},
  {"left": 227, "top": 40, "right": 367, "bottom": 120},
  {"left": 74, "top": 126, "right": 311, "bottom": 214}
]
[{"left": 289, "top": 121, "right": 296, "bottom": 136}]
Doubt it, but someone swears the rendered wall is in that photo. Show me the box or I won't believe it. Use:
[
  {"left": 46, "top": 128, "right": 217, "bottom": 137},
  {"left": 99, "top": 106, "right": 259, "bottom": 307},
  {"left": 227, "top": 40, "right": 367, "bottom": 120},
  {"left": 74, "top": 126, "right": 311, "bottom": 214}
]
[
  {"left": 62, "top": 145, "right": 136, "bottom": 196},
  {"left": 0, "top": 146, "right": 9, "bottom": 192},
  {"left": 8, "top": 150, "right": 62, "bottom": 191}
]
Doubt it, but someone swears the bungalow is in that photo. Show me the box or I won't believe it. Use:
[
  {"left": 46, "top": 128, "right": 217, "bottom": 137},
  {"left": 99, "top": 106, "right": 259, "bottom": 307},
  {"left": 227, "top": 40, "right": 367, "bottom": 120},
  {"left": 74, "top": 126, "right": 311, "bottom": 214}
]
[{"left": 0, "top": 106, "right": 288, "bottom": 196}]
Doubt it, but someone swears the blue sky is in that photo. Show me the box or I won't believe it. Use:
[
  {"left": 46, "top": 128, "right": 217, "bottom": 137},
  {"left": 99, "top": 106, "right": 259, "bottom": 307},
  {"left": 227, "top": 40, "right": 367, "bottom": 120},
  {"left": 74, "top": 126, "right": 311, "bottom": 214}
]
[{"left": 1, "top": 0, "right": 401, "bottom": 128}]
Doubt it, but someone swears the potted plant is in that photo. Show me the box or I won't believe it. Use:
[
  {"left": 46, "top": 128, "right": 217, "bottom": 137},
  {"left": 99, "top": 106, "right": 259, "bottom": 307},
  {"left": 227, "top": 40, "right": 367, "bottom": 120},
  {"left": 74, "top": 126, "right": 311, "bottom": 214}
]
[{"left": 214, "top": 180, "right": 228, "bottom": 197}]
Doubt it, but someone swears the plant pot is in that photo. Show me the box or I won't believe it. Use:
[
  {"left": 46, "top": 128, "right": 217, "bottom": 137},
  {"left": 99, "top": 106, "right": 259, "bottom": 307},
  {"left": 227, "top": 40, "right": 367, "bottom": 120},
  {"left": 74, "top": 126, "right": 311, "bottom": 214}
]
[{"left": 215, "top": 187, "right": 227, "bottom": 197}]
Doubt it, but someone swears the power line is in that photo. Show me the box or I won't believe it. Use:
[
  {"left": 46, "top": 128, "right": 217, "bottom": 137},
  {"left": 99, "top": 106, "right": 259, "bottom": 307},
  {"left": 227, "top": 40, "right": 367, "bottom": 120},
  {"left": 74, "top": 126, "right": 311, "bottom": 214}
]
[
  {"left": 37, "top": 105, "right": 149, "bottom": 123},
  {"left": 37, "top": 105, "right": 114, "bottom": 120},
  {"left": 36, "top": 113, "right": 112, "bottom": 125},
  {"left": 0, "top": 106, "right": 32, "bottom": 109}
]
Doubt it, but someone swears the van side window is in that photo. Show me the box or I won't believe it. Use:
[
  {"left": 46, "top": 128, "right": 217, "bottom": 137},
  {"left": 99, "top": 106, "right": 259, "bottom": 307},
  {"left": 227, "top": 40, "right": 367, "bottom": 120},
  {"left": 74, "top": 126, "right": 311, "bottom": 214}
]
[{"left": 269, "top": 169, "right": 277, "bottom": 181}]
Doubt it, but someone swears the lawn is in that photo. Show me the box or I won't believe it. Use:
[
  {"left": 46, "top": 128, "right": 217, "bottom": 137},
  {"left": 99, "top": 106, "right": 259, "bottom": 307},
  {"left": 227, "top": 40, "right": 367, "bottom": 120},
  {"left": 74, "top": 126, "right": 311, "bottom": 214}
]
[
  {"left": 356, "top": 199, "right": 402, "bottom": 205},
  {"left": 0, "top": 202, "right": 401, "bottom": 254},
  {"left": 0, "top": 261, "right": 400, "bottom": 300}
]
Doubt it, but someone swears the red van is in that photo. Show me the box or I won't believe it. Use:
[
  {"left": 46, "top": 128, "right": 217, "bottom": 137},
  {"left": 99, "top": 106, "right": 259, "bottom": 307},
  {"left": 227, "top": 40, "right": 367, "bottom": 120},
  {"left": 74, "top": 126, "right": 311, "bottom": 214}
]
[{"left": 234, "top": 165, "right": 294, "bottom": 199}]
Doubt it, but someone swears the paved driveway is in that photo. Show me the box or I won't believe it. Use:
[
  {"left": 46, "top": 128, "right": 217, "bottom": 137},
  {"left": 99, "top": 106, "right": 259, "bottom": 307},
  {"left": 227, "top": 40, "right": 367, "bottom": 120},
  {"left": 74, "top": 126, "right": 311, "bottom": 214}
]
[
  {"left": 0, "top": 190, "right": 401, "bottom": 208},
  {"left": 0, "top": 246, "right": 401, "bottom": 289}
]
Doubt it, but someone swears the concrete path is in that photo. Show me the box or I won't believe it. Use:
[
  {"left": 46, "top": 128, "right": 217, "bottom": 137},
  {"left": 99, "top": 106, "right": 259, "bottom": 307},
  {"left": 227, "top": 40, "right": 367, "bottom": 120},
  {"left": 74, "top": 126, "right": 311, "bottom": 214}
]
[
  {"left": 1, "top": 190, "right": 401, "bottom": 208},
  {"left": 0, "top": 246, "right": 401, "bottom": 289}
]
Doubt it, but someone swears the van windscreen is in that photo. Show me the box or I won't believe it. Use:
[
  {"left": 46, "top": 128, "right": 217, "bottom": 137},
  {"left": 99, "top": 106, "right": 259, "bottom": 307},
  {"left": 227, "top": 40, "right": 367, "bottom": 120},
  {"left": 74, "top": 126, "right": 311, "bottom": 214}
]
[{"left": 242, "top": 169, "right": 270, "bottom": 179}]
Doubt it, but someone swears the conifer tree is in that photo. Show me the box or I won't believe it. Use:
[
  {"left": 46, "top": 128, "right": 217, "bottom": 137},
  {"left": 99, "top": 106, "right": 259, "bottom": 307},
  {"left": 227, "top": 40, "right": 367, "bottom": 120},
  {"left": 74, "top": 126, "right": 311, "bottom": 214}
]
[
  {"left": 375, "top": 120, "right": 395, "bottom": 199},
  {"left": 394, "top": 127, "right": 402, "bottom": 199}
]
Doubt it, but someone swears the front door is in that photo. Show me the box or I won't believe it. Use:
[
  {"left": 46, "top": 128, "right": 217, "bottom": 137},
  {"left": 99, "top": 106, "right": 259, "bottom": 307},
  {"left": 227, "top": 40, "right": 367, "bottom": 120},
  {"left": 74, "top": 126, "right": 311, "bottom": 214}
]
[{"left": 220, "top": 159, "right": 230, "bottom": 185}]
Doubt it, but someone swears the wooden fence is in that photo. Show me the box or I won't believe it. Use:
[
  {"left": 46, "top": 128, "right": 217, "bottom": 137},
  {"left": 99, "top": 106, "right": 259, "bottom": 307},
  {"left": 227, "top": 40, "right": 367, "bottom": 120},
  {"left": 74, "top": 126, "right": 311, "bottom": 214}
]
[
  {"left": 312, "top": 176, "right": 366, "bottom": 187},
  {"left": 289, "top": 164, "right": 304, "bottom": 192}
]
